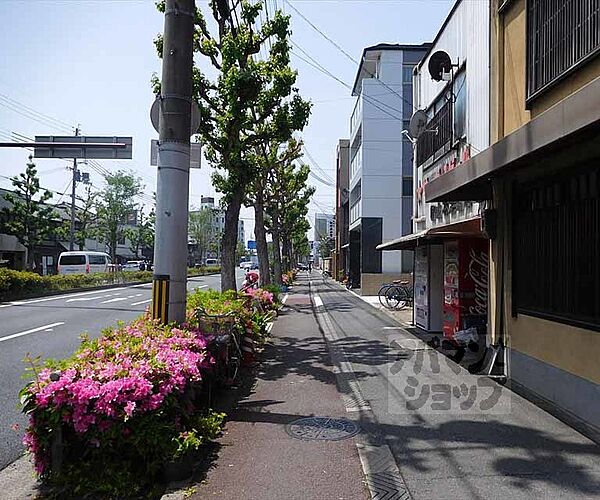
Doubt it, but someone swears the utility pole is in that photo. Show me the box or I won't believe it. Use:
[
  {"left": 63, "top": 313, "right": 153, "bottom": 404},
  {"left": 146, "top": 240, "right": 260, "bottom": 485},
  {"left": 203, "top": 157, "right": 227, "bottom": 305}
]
[
  {"left": 152, "top": 0, "right": 195, "bottom": 323},
  {"left": 69, "top": 126, "right": 80, "bottom": 251}
]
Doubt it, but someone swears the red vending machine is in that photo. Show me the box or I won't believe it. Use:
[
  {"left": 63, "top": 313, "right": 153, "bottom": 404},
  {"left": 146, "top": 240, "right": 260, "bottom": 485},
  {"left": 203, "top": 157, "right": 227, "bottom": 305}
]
[{"left": 443, "top": 239, "right": 489, "bottom": 339}]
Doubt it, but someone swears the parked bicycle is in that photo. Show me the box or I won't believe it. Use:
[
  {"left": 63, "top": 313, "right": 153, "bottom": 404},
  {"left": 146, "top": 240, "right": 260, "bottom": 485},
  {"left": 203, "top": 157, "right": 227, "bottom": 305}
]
[
  {"left": 194, "top": 306, "right": 243, "bottom": 388},
  {"left": 378, "top": 280, "right": 414, "bottom": 310}
]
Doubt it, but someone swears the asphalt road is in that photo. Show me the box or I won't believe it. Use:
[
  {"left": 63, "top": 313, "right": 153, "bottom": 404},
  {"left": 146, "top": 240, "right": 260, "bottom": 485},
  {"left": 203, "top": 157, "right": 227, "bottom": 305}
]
[{"left": 0, "top": 270, "right": 243, "bottom": 471}]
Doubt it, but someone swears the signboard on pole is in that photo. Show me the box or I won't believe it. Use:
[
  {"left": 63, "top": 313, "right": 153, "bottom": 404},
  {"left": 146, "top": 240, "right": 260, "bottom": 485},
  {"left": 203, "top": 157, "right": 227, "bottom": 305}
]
[
  {"left": 34, "top": 136, "right": 133, "bottom": 159},
  {"left": 150, "top": 140, "right": 201, "bottom": 169}
]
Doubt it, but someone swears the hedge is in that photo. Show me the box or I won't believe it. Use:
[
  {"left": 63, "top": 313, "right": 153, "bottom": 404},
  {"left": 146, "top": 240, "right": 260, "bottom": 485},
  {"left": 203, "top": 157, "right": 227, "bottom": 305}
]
[{"left": 0, "top": 266, "right": 222, "bottom": 301}]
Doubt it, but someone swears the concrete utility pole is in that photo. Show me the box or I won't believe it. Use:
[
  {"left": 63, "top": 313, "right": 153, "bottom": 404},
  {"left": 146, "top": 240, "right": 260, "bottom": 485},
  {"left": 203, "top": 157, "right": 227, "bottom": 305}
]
[
  {"left": 69, "top": 127, "right": 80, "bottom": 251},
  {"left": 152, "top": 0, "right": 195, "bottom": 323}
]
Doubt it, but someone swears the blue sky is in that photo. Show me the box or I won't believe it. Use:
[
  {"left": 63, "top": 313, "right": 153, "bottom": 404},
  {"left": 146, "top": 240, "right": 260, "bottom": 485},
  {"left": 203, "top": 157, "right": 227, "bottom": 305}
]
[{"left": 0, "top": 0, "right": 453, "bottom": 240}]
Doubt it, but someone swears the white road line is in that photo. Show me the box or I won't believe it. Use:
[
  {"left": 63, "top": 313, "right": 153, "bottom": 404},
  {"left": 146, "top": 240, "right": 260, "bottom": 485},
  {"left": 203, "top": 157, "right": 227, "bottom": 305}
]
[
  {"left": 282, "top": 294, "right": 289, "bottom": 304},
  {"left": 0, "top": 322, "right": 65, "bottom": 343},
  {"left": 131, "top": 299, "right": 152, "bottom": 306},
  {"left": 313, "top": 295, "right": 323, "bottom": 308},
  {"left": 66, "top": 294, "right": 112, "bottom": 303},
  {"left": 5, "top": 288, "right": 127, "bottom": 307},
  {"left": 100, "top": 297, "right": 129, "bottom": 304}
]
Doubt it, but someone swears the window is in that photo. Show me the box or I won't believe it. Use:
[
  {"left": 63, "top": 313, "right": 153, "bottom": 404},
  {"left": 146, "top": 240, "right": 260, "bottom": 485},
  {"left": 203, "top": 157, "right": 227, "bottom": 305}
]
[
  {"left": 416, "top": 99, "right": 452, "bottom": 166},
  {"left": 89, "top": 254, "right": 106, "bottom": 265},
  {"left": 513, "top": 163, "right": 600, "bottom": 331},
  {"left": 59, "top": 255, "right": 86, "bottom": 266},
  {"left": 402, "top": 65, "right": 414, "bottom": 84},
  {"left": 453, "top": 69, "right": 466, "bottom": 139},
  {"left": 402, "top": 178, "right": 413, "bottom": 197},
  {"left": 118, "top": 233, "right": 126, "bottom": 245},
  {"left": 527, "top": 0, "right": 600, "bottom": 100}
]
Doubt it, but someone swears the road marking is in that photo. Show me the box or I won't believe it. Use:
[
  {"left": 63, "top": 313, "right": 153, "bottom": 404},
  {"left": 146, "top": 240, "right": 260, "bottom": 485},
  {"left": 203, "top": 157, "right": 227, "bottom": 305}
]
[
  {"left": 0, "top": 322, "right": 65, "bottom": 343},
  {"left": 100, "top": 297, "right": 129, "bottom": 304},
  {"left": 282, "top": 294, "right": 289, "bottom": 304},
  {"left": 6, "top": 288, "right": 127, "bottom": 307},
  {"left": 66, "top": 294, "right": 113, "bottom": 303},
  {"left": 131, "top": 299, "right": 152, "bottom": 306},
  {"left": 313, "top": 295, "right": 323, "bottom": 307}
]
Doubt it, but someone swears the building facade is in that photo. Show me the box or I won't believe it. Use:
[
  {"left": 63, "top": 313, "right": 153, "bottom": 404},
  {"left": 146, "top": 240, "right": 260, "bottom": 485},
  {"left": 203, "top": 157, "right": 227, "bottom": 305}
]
[
  {"left": 334, "top": 139, "right": 350, "bottom": 280},
  {"left": 378, "top": 0, "right": 491, "bottom": 335},
  {"left": 349, "top": 43, "right": 430, "bottom": 294},
  {"left": 427, "top": 0, "right": 600, "bottom": 434}
]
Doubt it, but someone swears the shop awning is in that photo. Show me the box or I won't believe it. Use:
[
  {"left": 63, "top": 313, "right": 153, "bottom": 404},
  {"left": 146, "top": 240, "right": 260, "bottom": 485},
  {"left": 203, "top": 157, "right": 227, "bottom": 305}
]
[
  {"left": 426, "top": 76, "right": 600, "bottom": 203},
  {"left": 377, "top": 217, "right": 483, "bottom": 251}
]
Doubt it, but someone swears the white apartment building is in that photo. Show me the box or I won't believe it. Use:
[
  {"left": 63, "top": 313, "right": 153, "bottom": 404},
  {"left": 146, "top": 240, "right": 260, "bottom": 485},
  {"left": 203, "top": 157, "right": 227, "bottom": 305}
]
[{"left": 348, "top": 43, "right": 430, "bottom": 294}]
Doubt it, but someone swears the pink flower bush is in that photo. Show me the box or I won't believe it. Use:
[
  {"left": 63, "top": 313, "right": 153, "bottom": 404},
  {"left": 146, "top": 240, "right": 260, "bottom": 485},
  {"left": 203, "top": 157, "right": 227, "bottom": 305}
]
[
  {"left": 20, "top": 318, "right": 213, "bottom": 476},
  {"left": 244, "top": 287, "right": 275, "bottom": 308}
]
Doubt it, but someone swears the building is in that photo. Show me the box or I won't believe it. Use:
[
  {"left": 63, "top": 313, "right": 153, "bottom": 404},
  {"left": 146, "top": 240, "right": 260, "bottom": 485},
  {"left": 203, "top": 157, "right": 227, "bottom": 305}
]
[
  {"left": 348, "top": 43, "right": 430, "bottom": 294},
  {"left": 377, "top": 0, "right": 491, "bottom": 335},
  {"left": 313, "top": 212, "right": 335, "bottom": 266},
  {"left": 427, "top": 0, "right": 600, "bottom": 433},
  {"left": 334, "top": 139, "right": 350, "bottom": 280}
]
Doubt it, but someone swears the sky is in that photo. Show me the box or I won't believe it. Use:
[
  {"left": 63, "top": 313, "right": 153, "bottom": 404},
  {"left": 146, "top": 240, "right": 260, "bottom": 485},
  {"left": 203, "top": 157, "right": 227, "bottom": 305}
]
[{"left": 0, "top": 0, "right": 454, "bottom": 242}]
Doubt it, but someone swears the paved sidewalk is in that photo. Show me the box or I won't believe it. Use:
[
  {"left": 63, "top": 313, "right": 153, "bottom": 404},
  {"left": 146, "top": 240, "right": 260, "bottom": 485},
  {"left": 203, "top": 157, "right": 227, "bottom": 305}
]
[
  {"left": 311, "top": 274, "right": 600, "bottom": 500},
  {"left": 190, "top": 280, "right": 367, "bottom": 500}
]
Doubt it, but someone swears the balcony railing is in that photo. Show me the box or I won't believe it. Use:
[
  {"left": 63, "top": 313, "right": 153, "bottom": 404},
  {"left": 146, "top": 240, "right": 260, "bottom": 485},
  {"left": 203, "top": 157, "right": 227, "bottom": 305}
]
[
  {"left": 527, "top": 0, "right": 600, "bottom": 101},
  {"left": 416, "top": 100, "right": 453, "bottom": 167}
]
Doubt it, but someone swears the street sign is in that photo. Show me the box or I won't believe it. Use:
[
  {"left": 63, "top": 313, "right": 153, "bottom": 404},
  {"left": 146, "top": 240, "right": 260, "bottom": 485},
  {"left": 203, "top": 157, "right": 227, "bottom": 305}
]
[
  {"left": 34, "top": 136, "right": 132, "bottom": 159},
  {"left": 150, "top": 98, "right": 201, "bottom": 136},
  {"left": 150, "top": 140, "right": 201, "bottom": 169},
  {"left": 247, "top": 240, "right": 256, "bottom": 250}
]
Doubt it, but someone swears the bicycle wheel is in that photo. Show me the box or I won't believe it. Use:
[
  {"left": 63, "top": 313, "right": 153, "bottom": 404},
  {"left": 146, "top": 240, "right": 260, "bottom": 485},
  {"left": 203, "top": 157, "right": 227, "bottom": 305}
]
[
  {"left": 385, "top": 285, "right": 407, "bottom": 309},
  {"left": 395, "top": 286, "right": 412, "bottom": 310},
  {"left": 378, "top": 284, "right": 391, "bottom": 307}
]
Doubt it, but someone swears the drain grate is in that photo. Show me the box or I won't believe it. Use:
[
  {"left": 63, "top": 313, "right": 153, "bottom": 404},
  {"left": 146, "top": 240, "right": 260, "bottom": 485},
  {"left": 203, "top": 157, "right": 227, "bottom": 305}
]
[{"left": 285, "top": 417, "right": 360, "bottom": 441}]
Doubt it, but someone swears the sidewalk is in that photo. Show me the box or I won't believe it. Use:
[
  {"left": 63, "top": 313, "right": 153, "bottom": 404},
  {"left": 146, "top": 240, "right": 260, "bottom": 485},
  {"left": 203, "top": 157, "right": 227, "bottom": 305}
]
[
  {"left": 310, "top": 274, "right": 600, "bottom": 500},
  {"left": 189, "top": 279, "right": 367, "bottom": 500}
]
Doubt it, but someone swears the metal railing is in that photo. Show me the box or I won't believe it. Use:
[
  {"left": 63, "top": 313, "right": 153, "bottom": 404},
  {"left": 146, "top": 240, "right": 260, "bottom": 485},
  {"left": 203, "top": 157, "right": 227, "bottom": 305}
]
[{"left": 416, "top": 100, "right": 452, "bottom": 167}]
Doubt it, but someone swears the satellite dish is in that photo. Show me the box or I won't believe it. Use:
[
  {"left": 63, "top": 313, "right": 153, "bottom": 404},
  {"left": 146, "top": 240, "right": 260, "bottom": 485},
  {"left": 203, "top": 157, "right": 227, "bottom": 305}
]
[
  {"left": 428, "top": 50, "right": 452, "bottom": 81},
  {"left": 408, "top": 110, "right": 428, "bottom": 139}
]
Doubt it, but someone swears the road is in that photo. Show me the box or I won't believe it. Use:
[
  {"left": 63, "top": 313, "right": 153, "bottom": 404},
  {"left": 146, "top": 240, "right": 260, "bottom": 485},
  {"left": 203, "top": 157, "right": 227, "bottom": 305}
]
[{"left": 0, "top": 270, "right": 243, "bottom": 471}]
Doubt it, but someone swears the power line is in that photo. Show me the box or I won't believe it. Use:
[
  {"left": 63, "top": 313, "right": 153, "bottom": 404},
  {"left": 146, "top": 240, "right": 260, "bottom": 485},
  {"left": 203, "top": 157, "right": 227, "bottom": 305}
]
[{"left": 284, "top": 0, "right": 416, "bottom": 111}]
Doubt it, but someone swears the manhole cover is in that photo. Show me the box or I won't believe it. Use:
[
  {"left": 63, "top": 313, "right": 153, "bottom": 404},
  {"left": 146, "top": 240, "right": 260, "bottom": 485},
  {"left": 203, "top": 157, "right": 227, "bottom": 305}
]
[{"left": 285, "top": 417, "right": 360, "bottom": 441}]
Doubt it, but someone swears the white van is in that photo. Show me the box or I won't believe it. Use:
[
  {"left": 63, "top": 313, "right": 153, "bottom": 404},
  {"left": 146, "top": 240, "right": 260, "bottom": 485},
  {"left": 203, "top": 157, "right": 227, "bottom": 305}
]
[{"left": 57, "top": 251, "right": 111, "bottom": 275}]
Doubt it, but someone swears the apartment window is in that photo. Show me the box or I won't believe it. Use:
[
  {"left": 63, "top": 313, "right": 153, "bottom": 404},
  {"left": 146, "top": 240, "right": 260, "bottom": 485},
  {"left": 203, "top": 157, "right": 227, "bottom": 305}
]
[
  {"left": 453, "top": 69, "right": 466, "bottom": 139},
  {"left": 527, "top": 0, "right": 600, "bottom": 101},
  {"left": 402, "top": 65, "right": 414, "bottom": 84},
  {"left": 416, "top": 99, "right": 453, "bottom": 166},
  {"left": 513, "top": 164, "right": 600, "bottom": 331},
  {"left": 402, "top": 178, "right": 413, "bottom": 197}
]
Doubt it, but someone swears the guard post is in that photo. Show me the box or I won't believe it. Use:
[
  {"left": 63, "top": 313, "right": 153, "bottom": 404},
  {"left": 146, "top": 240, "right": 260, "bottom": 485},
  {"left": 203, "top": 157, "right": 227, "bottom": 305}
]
[{"left": 152, "top": 274, "right": 170, "bottom": 324}]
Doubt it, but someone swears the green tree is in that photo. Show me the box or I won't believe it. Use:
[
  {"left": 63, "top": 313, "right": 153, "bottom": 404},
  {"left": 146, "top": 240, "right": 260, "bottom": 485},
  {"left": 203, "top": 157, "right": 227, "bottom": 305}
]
[
  {"left": 95, "top": 171, "right": 143, "bottom": 262},
  {"left": 188, "top": 208, "right": 214, "bottom": 265},
  {"left": 153, "top": 0, "right": 310, "bottom": 291},
  {"left": 318, "top": 235, "right": 334, "bottom": 260},
  {"left": 74, "top": 184, "right": 99, "bottom": 251},
  {"left": 0, "top": 157, "right": 57, "bottom": 270},
  {"left": 125, "top": 210, "right": 155, "bottom": 259}
]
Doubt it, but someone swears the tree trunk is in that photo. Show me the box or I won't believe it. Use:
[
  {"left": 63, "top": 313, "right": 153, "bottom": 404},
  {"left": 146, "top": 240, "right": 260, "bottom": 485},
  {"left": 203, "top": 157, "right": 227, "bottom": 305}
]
[
  {"left": 271, "top": 220, "right": 283, "bottom": 285},
  {"left": 26, "top": 245, "right": 35, "bottom": 271},
  {"left": 281, "top": 234, "right": 291, "bottom": 274},
  {"left": 254, "top": 196, "right": 271, "bottom": 286},
  {"left": 221, "top": 186, "right": 244, "bottom": 291}
]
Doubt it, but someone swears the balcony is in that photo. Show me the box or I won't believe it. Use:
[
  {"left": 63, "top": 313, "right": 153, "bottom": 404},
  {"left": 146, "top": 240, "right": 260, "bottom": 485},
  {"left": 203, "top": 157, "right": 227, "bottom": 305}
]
[{"left": 416, "top": 100, "right": 453, "bottom": 167}]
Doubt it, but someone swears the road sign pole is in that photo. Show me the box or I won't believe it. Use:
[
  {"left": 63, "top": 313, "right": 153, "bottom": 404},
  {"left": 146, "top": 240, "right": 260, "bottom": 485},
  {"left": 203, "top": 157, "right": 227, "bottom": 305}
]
[
  {"left": 69, "top": 157, "right": 77, "bottom": 251},
  {"left": 153, "top": 0, "right": 195, "bottom": 323}
]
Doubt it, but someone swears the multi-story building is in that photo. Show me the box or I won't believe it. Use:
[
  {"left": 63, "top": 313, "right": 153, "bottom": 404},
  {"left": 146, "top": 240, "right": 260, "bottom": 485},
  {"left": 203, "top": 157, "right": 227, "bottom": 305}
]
[
  {"left": 334, "top": 139, "right": 350, "bottom": 280},
  {"left": 377, "top": 0, "right": 490, "bottom": 334},
  {"left": 348, "top": 43, "right": 430, "bottom": 294},
  {"left": 313, "top": 212, "right": 335, "bottom": 266},
  {"left": 427, "top": 0, "right": 600, "bottom": 433}
]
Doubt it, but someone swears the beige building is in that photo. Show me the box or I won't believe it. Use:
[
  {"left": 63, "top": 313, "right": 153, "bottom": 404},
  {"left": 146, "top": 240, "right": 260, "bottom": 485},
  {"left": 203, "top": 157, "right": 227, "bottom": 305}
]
[{"left": 428, "top": 0, "right": 600, "bottom": 435}]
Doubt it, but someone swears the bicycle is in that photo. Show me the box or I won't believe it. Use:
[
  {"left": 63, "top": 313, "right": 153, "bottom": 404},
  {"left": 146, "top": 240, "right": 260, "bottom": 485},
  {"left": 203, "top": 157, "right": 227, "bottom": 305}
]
[
  {"left": 195, "top": 306, "right": 243, "bottom": 387},
  {"left": 378, "top": 280, "right": 414, "bottom": 310}
]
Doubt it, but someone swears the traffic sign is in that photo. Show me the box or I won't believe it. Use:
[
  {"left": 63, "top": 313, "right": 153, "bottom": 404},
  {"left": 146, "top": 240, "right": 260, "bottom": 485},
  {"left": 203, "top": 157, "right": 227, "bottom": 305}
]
[{"left": 34, "top": 136, "right": 132, "bottom": 160}]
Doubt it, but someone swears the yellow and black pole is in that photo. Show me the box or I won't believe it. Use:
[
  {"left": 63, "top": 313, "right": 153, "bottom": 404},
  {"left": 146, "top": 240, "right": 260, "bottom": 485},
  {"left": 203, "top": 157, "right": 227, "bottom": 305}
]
[{"left": 152, "top": 274, "right": 170, "bottom": 324}]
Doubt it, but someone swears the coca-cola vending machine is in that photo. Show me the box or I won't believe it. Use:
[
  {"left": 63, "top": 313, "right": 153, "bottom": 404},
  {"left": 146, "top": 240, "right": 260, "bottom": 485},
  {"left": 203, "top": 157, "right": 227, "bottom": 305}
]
[{"left": 443, "top": 239, "right": 489, "bottom": 339}]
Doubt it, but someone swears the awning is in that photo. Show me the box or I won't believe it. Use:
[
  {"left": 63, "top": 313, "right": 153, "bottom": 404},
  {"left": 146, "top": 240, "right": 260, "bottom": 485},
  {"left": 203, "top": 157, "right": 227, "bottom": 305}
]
[
  {"left": 377, "top": 217, "right": 483, "bottom": 251},
  {"left": 426, "top": 76, "right": 600, "bottom": 202}
]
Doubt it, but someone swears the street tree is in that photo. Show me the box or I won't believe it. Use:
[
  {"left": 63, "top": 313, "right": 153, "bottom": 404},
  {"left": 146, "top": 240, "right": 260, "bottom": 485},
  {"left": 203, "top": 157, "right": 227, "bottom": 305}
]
[
  {"left": 153, "top": 0, "right": 310, "bottom": 290},
  {"left": 74, "top": 184, "right": 99, "bottom": 251},
  {"left": 188, "top": 207, "right": 214, "bottom": 266},
  {"left": 318, "top": 234, "right": 335, "bottom": 260},
  {"left": 95, "top": 171, "right": 143, "bottom": 262},
  {"left": 0, "top": 157, "right": 57, "bottom": 270},
  {"left": 125, "top": 210, "right": 155, "bottom": 260}
]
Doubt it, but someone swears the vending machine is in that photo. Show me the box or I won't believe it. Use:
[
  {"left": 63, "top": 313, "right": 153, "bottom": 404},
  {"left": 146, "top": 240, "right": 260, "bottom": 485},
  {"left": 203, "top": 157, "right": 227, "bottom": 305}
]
[
  {"left": 414, "top": 244, "right": 443, "bottom": 332},
  {"left": 443, "top": 239, "right": 489, "bottom": 339}
]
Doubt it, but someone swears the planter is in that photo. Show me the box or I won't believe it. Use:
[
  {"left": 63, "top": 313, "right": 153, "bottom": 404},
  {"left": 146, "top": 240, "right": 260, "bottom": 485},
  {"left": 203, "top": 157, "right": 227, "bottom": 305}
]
[{"left": 161, "top": 454, "right": 193, "bottom": 483}]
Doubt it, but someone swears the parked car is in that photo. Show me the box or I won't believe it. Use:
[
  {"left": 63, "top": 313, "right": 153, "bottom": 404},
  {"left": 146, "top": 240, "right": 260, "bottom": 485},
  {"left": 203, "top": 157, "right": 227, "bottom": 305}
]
[
  {"left": 122, "top": 260, "right": 145, "bottom": 271},
  {"left": 205, "top": 258, "right": 219, "bottom": 267},
  {"left": 57, "top": 251, "right": 111, "bottom": 275}
]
